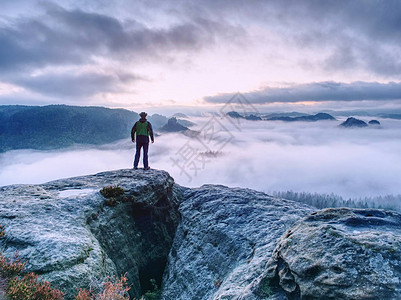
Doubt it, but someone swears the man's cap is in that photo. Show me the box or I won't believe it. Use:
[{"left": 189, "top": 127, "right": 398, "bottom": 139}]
[{"left": 139, "top": 112, "right": 147, "bottom": 117}]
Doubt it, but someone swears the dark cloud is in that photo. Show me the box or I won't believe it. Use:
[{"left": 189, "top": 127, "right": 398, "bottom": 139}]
[
  {"left": 205, "top": 81, "right": 401, "bottom": 104},
  {"left": 0, "top": 4, "right": 243, "bottom": 72},
  {"left": 274, "top": 1, "right": 401, "bottom": 76},
  {"left": 13, "top": 72, "right": 139, "bottom": 98},
  {"left": 173, "top": 0, "right": 401, "bottom": 77},
  {"left": 1, "top": 1, "right": 401, "bottom": 100},
  {"left": 0, "top": 3, "right": 244, "bottom": 97}
]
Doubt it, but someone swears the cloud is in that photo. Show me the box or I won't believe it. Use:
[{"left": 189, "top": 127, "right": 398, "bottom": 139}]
[
  {"left": 0, "top": 16, "right": 84, "bottom": 71},
  {"left": 0, "top": 3, "right": 245, "bottom": 98},
  {"left": 0, "top": 3, "right": 243, "bottom": 72},
  {"left": 205, "top": 81, "right": 401, "bottom": 104},
  {"left": 138, "top": 116, "right": 401, "bottom": 199},
  {"left": 277, "top": 1, "right": 401, "bottom": 76},
  {"left": 13, "top": 71, "right": 141, "bottom": 98},
  {"left": 1, "top": 1, "right": 401, "bottom": 102},
  {"left": 174, "top": 0, "right": 401, "bottom": 77}
]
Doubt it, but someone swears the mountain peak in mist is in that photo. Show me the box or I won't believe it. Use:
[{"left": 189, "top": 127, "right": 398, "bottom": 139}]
[
  {"left": 266, "top": 112, "right": 336, "bottom": 122},
  {"left": 160, "top": 117, "right": 189, "bottom": 132},
  {"left": 369, "top": 119, "right": 381, "bottom": 125},
  {"left": 226, "top": 111, "right": 243, "bottom": 118},
  {"left": 340, "top": 117, "right": 368, "bottom": 128}
]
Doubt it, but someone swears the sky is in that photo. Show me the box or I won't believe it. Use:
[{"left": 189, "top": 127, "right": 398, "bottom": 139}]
[{"left": 1, "top": 0, "right": 401, "bottom": 111}]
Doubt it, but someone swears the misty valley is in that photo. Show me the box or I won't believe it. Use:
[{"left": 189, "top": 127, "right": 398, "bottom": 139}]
[{"left": 1, "top": 105, "right": 401, "bottom": 212}]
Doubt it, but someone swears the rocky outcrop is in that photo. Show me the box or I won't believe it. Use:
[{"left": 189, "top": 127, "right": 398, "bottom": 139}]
[
  {"left": 0, "top": 169, "right": 184, "bottom": 299},
  {"left": 258, "top": 208, "right": 401, "bottom": 299},
  {"left": 339, "top": 117, "right": 368, "bottom": 128},
  {"left": 160, "top": 117, "right": 188, "bottom": 132},
  {"left": 369, "top": 119, "right": 381, "bottom": 125},
  {"left": 1, "top": 170, "right": 401, "bottom": 299},
  {"left": 161, "top": 185, "right": 314, "bottom": 299}
]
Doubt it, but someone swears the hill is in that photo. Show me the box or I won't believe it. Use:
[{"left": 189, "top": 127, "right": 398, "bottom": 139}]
[
  {"left": 339, "top": 117, "right": 368, "bottom": 128},
  {"left": 226, "top": 111, "right": 336, "bottom": 122},
  {"left": 266, "top": 112, "right": 336, "bottom": 122},
  {"left": 0, "top": 105, "right": 139, "bottom": 152}
]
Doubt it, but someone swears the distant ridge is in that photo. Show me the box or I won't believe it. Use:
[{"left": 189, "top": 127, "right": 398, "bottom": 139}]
[
  {"left": 0, "top": 105, "right": 138, "bottom": 152},
  {"left": 226, "top": 111, "right": 336, "bottom": 122},
  {"left": 266, "top": 112, "right": 336, "bottom": 122}
]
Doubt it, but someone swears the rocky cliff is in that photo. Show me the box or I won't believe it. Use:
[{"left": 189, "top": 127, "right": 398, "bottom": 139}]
[
  {"left": 1, "top": 169, "right": 400, "bottom": 299},
  {"left": 0, "top": 169, "right": 183, "bottom": 299}
]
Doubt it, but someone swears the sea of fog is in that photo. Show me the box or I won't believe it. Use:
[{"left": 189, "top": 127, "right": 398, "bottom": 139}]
[{"left": 1, "top": 115, "right": 401, "bottom": 199}]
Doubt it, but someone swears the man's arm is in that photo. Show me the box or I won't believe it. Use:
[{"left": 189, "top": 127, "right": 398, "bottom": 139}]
[
  {"left": 148, "top": 122, "right": 154, "bottom": 143},
  {"left": 131, "top": 122, "right": 137, "bottom": 142}
]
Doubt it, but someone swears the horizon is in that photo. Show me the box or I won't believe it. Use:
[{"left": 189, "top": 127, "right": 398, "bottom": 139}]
[
  {"left": 2, "top": 109, "right": 401, "bottom": 201},
  {"left": 3, "top": 102, "right": 401, "bottom": 118}
]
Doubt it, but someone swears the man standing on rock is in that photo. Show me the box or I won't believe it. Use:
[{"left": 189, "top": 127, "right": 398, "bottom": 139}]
[{"left": 131, "top": 112, "right": 154, "bottom": 170}]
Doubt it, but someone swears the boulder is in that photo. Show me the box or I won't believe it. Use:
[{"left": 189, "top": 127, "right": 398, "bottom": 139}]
[
  {"left": 161, "top": 185, "right": 314, "bottom": 299},
  {"left": 258, "top": 208, "right": 401, "bottom": 299}
]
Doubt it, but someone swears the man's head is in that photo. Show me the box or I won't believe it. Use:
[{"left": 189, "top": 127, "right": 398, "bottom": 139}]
[{"left": 139, "top": 112, "right": 147, "bottom": 119}]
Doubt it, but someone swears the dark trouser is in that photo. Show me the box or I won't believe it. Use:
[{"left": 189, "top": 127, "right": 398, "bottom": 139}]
[{"left": 134, "top": 141, "right": 149, "bottom": 168}]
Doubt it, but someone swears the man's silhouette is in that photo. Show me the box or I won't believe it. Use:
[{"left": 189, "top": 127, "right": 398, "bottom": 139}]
[{"left": 131, "top": 112, "right": 154, "bottom": 170}]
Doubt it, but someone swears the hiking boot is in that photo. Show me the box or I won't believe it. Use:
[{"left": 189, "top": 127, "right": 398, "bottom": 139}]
[{"left": 144, "top": 166, "right": 150, "bottom": 170}]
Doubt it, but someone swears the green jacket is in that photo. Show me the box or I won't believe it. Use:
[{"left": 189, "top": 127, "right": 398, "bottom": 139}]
[{"left": 131, "top": 119, "right": 154, "bottom": 142}]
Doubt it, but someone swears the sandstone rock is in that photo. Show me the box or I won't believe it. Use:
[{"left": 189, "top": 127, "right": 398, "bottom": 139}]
[
  {"left": 2, "top": 169, "right": 400, "bottom": 300},
  {"left": 0, "top": 169, "right": 183, "bottom": 299},
  {"left": 258, "top": 208, "right": 401, "bottom": 299},
  {"left": 160, "top": 117, "right": 188, "bottom": 132},
  {"left": 160, "top": 185, "right": 314, "bottom": 299}
]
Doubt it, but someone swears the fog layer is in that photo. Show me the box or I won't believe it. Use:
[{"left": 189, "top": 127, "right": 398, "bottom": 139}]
[{"left": 1, "top": 116, "right": 401, "bottom": 199}]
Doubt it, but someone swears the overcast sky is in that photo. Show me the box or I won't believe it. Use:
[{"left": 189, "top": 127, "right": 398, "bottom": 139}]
[{"left": 1, "top": 0, "right": 401, "bottom": 110}]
